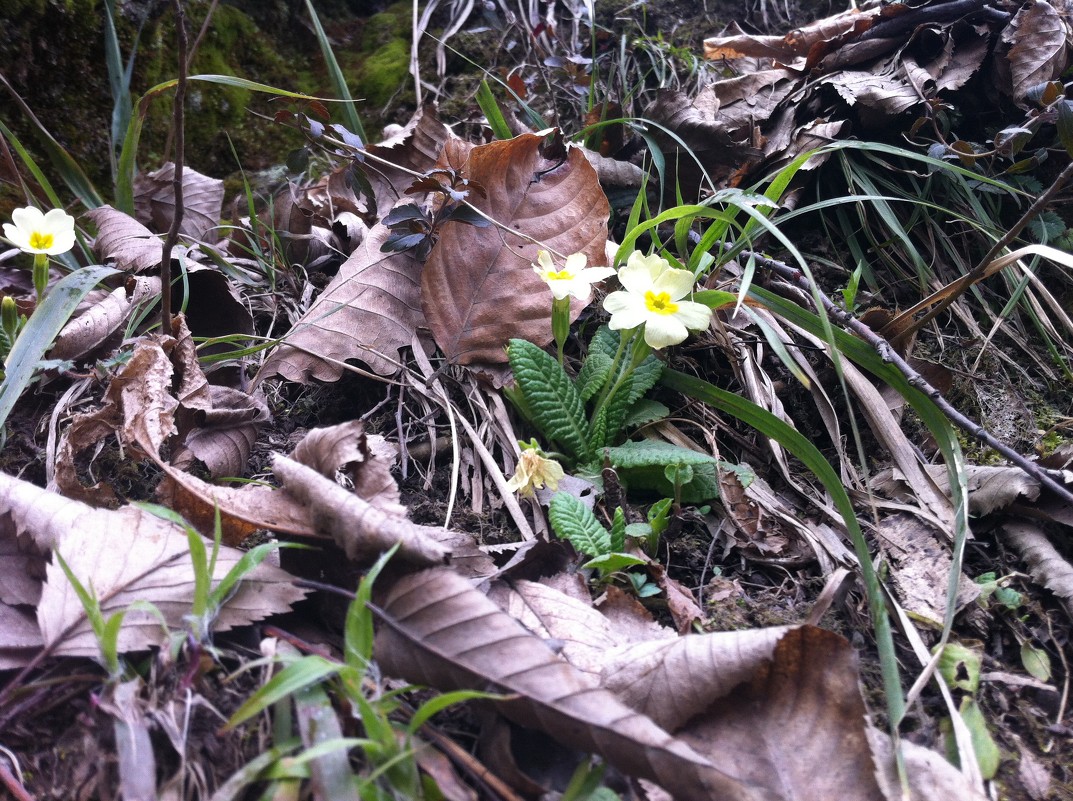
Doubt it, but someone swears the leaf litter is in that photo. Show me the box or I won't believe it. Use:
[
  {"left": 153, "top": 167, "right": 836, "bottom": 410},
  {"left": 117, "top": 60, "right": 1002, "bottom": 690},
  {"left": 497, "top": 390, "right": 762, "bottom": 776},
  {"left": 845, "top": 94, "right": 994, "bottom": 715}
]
[{"left": 1, "top": 1, "right": 1072, "bottom": 799}]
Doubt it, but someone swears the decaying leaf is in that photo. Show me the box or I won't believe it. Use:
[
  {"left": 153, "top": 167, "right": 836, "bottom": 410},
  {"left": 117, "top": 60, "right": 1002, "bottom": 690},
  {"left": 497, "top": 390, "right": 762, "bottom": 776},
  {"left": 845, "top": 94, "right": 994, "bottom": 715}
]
[
  {"left": 875, "top": 513, "right": 979, "bottom": 628},
  {"left": 87, "top": 205, "right": 164, "bottom": 274},
  {"left": 375, "top": 568, "right": 767, "bottom": 801},
  {"left": 256, "top": 219, "right": 427, "bottom": 380},
  {"left": 0, "top": 471, "right": 306, "bottom": 667},
  {"left": 49, "top": 276, "right": 160, "bottom": 362},
  {"left": 422, "top": 134, "right": 610, "bottom": 366},
  {"left": 999, "top": 0, "right": 1070, "bottom": 103},
  {"left": 1003, "top": 520, "right": 1073, "bottom": 616},
  {"left": 133, "top": 162, "right": 225, "bottom": 243},
  {"left": 876, "top": 464, "right": 1041, "bottom": 516}
]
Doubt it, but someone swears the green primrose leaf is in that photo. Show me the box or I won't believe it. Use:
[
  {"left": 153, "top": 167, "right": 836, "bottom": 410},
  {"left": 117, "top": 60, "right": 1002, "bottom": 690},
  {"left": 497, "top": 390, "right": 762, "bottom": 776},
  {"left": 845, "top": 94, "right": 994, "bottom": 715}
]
[
  {"left": 577, "top": 350, "right": 614, "bottom": 401},
  {"left": 624, "top": 399, "right": 670, "bottom": 429},
  {"left": 582, "top": 552, "right": 647, "bottom": 573},
  {"left": 549, "top": 492, "right": 611, "bottom": 557},
  {"left": 1020, "top": 642, "right": 1052, "bottom": 683},
  {"left": 605, "top": 440, "right": 730, "bottom": 502},
  {"left": 610, "top": 506, "right": 626, "bottom": 552},
  {"left": 508, "top": 339, "right": 592, "bottom": 462}
]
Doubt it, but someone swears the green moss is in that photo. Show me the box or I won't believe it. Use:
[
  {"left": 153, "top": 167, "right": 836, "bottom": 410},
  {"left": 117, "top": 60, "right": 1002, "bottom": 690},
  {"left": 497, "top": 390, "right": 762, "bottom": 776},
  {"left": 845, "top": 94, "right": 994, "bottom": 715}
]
[{"left": 355, "top": 38, "right": 411, "bottom": 110}]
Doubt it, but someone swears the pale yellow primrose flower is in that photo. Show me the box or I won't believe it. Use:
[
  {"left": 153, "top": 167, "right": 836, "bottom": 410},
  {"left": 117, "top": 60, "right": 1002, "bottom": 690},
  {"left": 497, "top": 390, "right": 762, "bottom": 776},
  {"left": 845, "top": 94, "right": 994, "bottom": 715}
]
[
  {"left": 505, "top": 447, "right": 565, "bottom": 499},
  {"left": 533, "top": 250, "right": 615, "bottom": 301},
  {"left": 603, "top": 251, "right": 712, "bottom": 349},
  {"left": 3, "top": 207, "right": 75, "bottom": 256}
]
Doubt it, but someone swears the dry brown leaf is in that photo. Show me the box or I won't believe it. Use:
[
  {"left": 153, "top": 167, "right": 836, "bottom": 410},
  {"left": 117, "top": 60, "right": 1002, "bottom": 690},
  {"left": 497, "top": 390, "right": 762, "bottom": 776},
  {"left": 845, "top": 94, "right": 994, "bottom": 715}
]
[
  {"left": 365, "top": 104, "right": 455, "bottom": 217},
  {"left": 0, "top": 471, "right": 306, "bottom": 665},
  {"left": 172, "top": 385, "right": 270, "bottom": 478},
  {"left": 86, "top": 205, "right": 163, "bottom": 274},
  {"left": 50, "top": 276, "right": 160, "bottom": 362},
  {"left": 1003, "top": 520, "right": 1073, "bottom": 616},
  {"left": 875, "top": 512, "right": 979, "bottom": 628},
  {"left": 272, "top": 455, "right": 449, "bottom": 565},
  {"left": 133, "top": 162, "right": 225, "bottom": 243},
  {"left": 876, "top": 464, "right": 1040, "bottom": 516},
  {"left": 421, "top": 134, "right": 610, "bottom": 367},
  {"left": 1000, "top": 0, "right": 1069, "bottom": 103},
  {"left": 375, "top": 568, "right": 766, "bottom": 801},
  {"left": 257, "top": 219, "right": 426, "bottom": 381}
]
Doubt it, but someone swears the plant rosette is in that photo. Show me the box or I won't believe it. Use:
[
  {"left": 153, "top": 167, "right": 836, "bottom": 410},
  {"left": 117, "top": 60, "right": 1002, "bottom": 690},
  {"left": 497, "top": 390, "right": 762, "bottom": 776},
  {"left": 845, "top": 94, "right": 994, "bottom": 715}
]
[{"left": 3, "top": 207, "right": 76, "bottom": 301}]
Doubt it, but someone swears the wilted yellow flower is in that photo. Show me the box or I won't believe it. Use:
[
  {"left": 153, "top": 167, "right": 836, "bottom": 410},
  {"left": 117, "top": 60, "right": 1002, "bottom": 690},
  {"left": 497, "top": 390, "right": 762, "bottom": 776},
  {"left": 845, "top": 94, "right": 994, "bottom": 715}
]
[
  {"left": 505, "top": 446, "right": 564, "bottom": 499},
  {"left": 532, "top": 249, "right": 615, "bottom": 302},
  {"left": 603, "top": 251, "right": 711, "bottom": 349},
  {"left": 3, "top": 207, "right": 75, "bottom": 256}
]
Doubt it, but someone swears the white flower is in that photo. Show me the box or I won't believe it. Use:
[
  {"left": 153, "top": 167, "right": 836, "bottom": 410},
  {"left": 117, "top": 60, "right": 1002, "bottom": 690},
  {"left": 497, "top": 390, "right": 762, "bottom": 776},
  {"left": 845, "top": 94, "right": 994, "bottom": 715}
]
[
  {"left": 602, "top": 251, "right": 712, "bottom": 349},
  {"left": 505, "top": 448, "right": 565, "bottom": 499},
  {"left": 3, "top": 207, "right": 76, "bottom": 256},
  {"left": 532, "top": 250, "right": 615, "bottom": 301}
]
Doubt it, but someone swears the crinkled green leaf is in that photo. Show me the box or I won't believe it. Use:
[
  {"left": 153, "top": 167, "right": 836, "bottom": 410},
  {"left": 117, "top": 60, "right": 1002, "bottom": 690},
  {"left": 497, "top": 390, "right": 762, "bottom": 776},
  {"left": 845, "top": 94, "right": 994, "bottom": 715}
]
[
  {"left": 587, "top": 405, "right": 609, "bottom": 453},
  {"left": 577, "top": 350, "right": 613, "bottom": 401},
  {"left": 606, "top": 440, "right": 724, "bottom": 502},
  {"left": 624, "top": 399, "right": 670, "bottom": 428},
  {"left": 606, "top": 440, "right": 720, "bottom": 469},
  {"left": 610, "top": 506, "right": 626, "bottom": 552},
  {"left": 549, "top": 491, "right": 610, "bottom": 557},
  {"left": 508, "top": 338, "right": 591, "bottom": 462}
]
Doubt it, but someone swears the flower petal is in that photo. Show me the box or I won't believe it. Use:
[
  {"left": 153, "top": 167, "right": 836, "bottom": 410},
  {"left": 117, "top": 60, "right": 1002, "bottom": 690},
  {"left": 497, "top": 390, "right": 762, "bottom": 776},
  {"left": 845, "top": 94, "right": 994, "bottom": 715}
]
[
  {"left": 42, "top": 208, "right": 75, "bottom": 234},
  {"left": 564, "top": 252, "right": 588, "bottom": 272},
  {"left": 617, "top": 258, "right": 656, "bottom": 294},
  {"left": 11, "top": 206, "right": 44, "bottom": 232},
  {"left": 673, "top": 301, "right": 713, "bottom": 331},
  {"left": 653, "top": 267, "right": 697, "bottom": 300},
  {"left": 536, "top": 250, "right": 555, "bottom": 271},
  {"left": 643, "top": 315, "right": 688, "bottom": 349}
]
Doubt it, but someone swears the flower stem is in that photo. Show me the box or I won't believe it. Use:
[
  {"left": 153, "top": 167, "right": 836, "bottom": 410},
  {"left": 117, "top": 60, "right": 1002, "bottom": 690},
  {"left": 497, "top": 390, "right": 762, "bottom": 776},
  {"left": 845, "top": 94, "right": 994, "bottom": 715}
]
[
  {"left": 551, "top": 297, "right": 571, "bottom": 365},
  {"left": 591, "top": 328, "right": 651, "bottom": 423},
  {"left": 32, "top": 253, "right": 48, "bottom": 302}
]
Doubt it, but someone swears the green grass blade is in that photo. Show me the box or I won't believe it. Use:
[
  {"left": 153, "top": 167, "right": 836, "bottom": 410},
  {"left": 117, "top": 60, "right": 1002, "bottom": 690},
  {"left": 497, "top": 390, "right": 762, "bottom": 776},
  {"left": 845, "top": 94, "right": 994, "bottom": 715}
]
[
  {"left": 659, "top": 368, "right": 905, "bottom": 727},
  {"left": 476, "top": 80, "right": 514, "bottom": 140},
  {"left": 0, "top": 120, "right": 65, "bottom": 210},
  {"left": 225, "top": 656, "right": 341, "bottom": 730},
  {"left": 305, "top": 0, "right": 367, "bottom": 143},
  {"left": 0, "top": 266, "right": 119, "bottom": 434}
]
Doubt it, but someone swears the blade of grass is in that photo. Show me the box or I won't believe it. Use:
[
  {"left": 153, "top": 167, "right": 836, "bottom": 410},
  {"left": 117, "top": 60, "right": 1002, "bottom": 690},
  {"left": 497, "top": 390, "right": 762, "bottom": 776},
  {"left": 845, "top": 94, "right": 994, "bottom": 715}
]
[
  {"left": 305, "top": 0, "right": 367, "bottom": 143},
  {"left": 0, "top": 266, "right": 120, "bottom": 434},
  {"left": 476, "top": 79, "right": 514, "bottom": 140}
]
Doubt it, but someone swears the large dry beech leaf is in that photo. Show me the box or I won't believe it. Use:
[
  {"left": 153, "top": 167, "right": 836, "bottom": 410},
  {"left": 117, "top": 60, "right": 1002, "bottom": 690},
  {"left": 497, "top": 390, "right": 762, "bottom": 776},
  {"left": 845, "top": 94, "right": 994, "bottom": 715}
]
[
  {"left": 374, "top": 568, "right": 766, "bottom": 801},
  {"left": 49, "top": 276, "right": 161, "bottom": 362},
  {"left": 257, "top": 220, "right": 426, "bottom": 381},
  {"left": 87, "top": 205, "right": 164, "bottom": 273},
  {"left": 1000, "top": 0, "right": 1070, "bottom": 103},
  {"left": 422, "top": 134, "right": 610, "bottom": 366},
  {"left": 133, "top": 162, "right": 225, "bottom": 243},
  {"left": 377, "top": 572, "right": 985, "bottom": 801},
  {"left": 0, "top": 471, "right": 306, "bottom": 668}
]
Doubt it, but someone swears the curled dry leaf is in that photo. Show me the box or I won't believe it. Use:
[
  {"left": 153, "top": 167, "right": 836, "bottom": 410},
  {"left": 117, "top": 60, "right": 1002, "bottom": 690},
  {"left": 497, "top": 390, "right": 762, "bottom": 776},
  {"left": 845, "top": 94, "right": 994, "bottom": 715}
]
[
  {"left": 876, "top": 463, "right": 1041, "bottom": 517},
  {"left": 374, "top": 568, "right": 766, "bottom": 801},
  {"left": 999, "top": 0, "right": 1069, "bottom": 103},
  {"left": 272, "top": 455, "right": 449, "bottom": 565},
  {"left": 0, "top": 471, "right": 306, "bottom": 667},
  {"left": 133, "top": 162, "right": 225, "bottom": 243},
  {"left": 1003, "top": 520, "right": 1073, "bottom": 616},
  {"left": 86, "top": 205, "right": 163, "bottom": 274},
  {"left": 496, "top": 579, "right": 980, "bottom": 801},
  {"left": 171, "top": 384, "right": 270, "bottom": 479},
  {"left": 422, "top": 134, "right": 610, "bottom": 366},
  {"left": 50, "top": 276, "right": 160, "bottom": 362}
]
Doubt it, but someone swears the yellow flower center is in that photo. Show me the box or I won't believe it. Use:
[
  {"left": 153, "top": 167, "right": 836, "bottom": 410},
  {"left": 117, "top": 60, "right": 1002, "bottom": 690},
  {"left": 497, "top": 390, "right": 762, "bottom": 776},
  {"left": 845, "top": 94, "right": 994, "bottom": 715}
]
[
  {"left": 548, "top": 269, "right": 574, "bottom": 281},
  {"left": 645, "top": 290, "right": 678, "bottom": 315},
  {"left": 29, "top": 231, "right": 53, "bottom": 251}
]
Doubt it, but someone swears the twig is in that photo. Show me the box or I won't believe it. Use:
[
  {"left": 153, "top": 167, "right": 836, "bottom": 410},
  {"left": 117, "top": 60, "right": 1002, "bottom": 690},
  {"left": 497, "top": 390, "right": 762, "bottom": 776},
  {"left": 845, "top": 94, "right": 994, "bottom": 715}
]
[
  {"left": 747, "top": 249, "right": 1073, "bottom": 508},
  {"left": 159, "top": 0, "right": 188, "bottom": 334}
]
